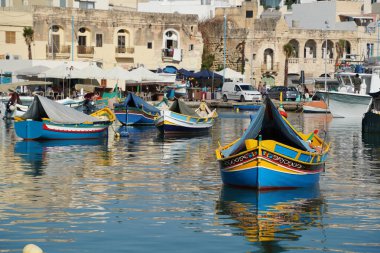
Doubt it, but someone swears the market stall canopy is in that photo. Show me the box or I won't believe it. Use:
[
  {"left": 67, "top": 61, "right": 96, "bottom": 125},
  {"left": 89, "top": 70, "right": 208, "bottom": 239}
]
[
  {"left": 178, "top": 68, "right": 194, "bottom": 78},
  {"left": 129, "top": 66, "right": 163, "bottom": 82},
  {"left": 104, "top": 66, "right": 141, "bottom": 82},
  {"left": 0, "top": 81, "right": 53, "bottom": 93},
  {"left": 70, "top": 64, "right": 106, "bottom": 79},
  {"left": 216, "top": 68, "right": 244, "bottom": 80},
  {"left": 15, "top": 65, "right": 51, "bottom": 76},
  {"left": 38, "top": 63, "right": 79, "bottom": 79},
  {"left": 193, "top": 69, "right": 223, "bottom": 79}
]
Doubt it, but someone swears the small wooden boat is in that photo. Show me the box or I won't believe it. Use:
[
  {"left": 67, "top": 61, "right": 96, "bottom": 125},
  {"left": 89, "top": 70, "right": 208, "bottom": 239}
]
[
  {"left": 362, "top": 91, "right": 380, "bottom": 133},
  {"left": 114, "top": 92, "right": 161, "bottom": 125},
  {"left": 155, "top": 99, "right": 215, "bottom": 135},
  {"left": 302, "top": 100, "right": 330, "bottom": 113},
  {"left": 215, "top": 97, "right": 330, "bottom": 189},
  {"left": 14, "top": 95, "right": 115, "bottom": 140}
]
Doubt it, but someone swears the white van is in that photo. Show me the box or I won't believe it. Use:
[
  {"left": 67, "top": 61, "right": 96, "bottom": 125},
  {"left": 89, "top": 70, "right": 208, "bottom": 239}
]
[{"left": 221, "top": 82, "right": 262, "bottom": 102}]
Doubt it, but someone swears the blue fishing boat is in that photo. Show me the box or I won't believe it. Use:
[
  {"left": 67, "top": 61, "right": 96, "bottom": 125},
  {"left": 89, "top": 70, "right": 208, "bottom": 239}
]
[
  {"left": 14, "top": 95, "right": 115, "bottom": 140},
  {"left": 114, "top": 92, "right": 161, "bottom": 125},
  {"left": 155, "top": 99, "right": 215, "bottom": 135},
  {"left": 215, "top": 97, "right": 330, "bottom": 189}
]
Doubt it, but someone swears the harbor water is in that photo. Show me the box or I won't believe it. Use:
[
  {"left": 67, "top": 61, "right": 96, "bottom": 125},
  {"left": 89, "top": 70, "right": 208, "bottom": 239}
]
[{"left": 0, "top": 110, "right": 379, "bottom": 253}]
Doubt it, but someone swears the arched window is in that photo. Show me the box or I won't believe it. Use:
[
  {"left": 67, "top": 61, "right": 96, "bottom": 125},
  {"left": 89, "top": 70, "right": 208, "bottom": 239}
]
[
  {"left": 162, "top": 29, "right": 180, "bottom": 57},
  {"left": 264, "top": 48, "right": 274, "bottom": 69},
  {"left": 288, "top": 39, "right": 299, "bottom": 58},
  {"left": 117, "top": 29, "right": 131, "bottom": 50},
  {"left": 304, "top": 39, "right": 317, "bottom": 58},
  {"left": 322, "top": 40, "right": 334, "bottom": 59}
]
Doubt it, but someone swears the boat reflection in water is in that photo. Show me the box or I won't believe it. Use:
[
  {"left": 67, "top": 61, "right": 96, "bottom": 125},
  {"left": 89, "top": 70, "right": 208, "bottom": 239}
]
[
  {"left": 14, "top": 139, "right": 107, "bottom": 176},
  {"left": 216, "top": 185, "right": 325, "bottom": 244}
]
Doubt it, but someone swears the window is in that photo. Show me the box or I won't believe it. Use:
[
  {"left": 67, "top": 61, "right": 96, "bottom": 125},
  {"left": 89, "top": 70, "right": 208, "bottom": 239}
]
[
  {"left": 5, "top": 31, "right": 16, "bottom": 44},
  {"left": 246, "top": 10, "right": 253, "bottom": 18},
  {"left": 60, "top": 0, "right": 66, "bottom": 7},
  {"left": 78, "top": 36, "right": 86, "bottom": 46},
  {"left": 189, "top": 44, "right": 194, "bottom": 51},
  {"left": 1, "top": 0, "right": 6, "bottom": 7},
  {"left": 96, "top": 34, "right": 103, "bottom": 47},
  {"left": 79, "top": 1, "right": 94, "bottom": 9},
  {"left": 118, "top": 36, "right": 125, "bottom": 48},
  {"left": 147, "top": 42, "right": 152, "bottom": 49}
]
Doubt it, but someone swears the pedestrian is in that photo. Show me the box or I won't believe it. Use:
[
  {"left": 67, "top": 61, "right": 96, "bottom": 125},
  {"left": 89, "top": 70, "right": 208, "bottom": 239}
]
[{"left": 353, "top": 74, "right": 361, "bottom": 93}]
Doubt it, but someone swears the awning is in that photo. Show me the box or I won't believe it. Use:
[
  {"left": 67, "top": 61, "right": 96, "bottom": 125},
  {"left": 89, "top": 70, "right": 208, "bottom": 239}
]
[{"left": 0, "top": 81, "right": 53, "bottom": 93}]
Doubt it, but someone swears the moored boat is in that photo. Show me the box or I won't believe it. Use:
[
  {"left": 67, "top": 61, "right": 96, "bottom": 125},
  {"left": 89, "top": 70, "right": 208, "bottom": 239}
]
[
  {"left": 114, "top": 92, "right": 161, "bottom": 125},
  {"left": 362, "top": 91, "right": 380, "bottom": 133},
  {"left": 215, "top": 97, "right": 330, "bottom": 189},
  {"left": 316, "top": 69, "right": 380, "bottom": 118},
  {"left": 14, "top": 95, "right": 115, "bottom": 140},
  {"left": 155, "top": 99, "right": 215, "bottom": 135},
  {"left": 302, "top": 100, "right": 330, "bottom": 113}
]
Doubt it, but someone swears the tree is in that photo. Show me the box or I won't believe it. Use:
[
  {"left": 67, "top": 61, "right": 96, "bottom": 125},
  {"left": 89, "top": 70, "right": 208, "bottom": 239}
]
[
  {"left": 283, "top": 43, "right": 294, "bottom": 87},
  {"left": 23, "top": 27, "right": 34, "bottom": 60},
  {"left": 335, "top": 39, "right": 346, "bottom": 71}
]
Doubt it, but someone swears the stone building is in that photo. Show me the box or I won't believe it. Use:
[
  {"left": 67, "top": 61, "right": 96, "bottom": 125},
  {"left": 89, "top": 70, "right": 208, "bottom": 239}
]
[
  {"left": 0, "top": 5, "right": 203, "bottom": 71},
  {"left": 212, "top": 0, "right": 379, "bottom": 87}
]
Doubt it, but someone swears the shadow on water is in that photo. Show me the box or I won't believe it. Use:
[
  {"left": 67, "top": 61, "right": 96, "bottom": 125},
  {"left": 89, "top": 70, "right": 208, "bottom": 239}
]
[
  {"left": 14, "top": 139, "right": 107, "bottom": 177},
  {"left": 215, "top": 185, "right": 325, "bottom": 252}
]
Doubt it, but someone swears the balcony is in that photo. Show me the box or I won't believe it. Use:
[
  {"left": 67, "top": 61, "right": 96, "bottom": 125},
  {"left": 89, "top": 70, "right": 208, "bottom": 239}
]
[
  {"left": 77, "top": 45, "right": 94, "bottom": 58},
  {"left": 46, "top": 45, "right": 71, "bottom": 59},
  {"left": 115, "top": 47, "right": 135, "bottom": 58},
  {"left": 261, "top": 62, "right": 279, "bottom": 73},
  {"left": 161, "top": 48, "right": 182, "bottom": 62}
]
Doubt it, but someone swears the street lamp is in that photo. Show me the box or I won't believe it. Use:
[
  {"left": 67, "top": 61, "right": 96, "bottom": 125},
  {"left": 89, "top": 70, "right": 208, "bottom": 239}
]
[{"left": 324, "top": 20, "right": 329, "bottom": 91}]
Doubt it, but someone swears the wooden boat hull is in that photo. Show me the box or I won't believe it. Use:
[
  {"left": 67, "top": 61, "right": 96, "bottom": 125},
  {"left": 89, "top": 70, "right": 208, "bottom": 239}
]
[
  {"left": 362, "top": 110, "right": 380, "bottom": 133},
  {"left": 14, "top": 120, "right": 109, "bottom": 140},
  {"left": 302, "top": 101, "right": 330, "bottom": 113},
  {"left": 217, "top": 141, "right": 327, "bottom": 189},
  {"left": 114, "top": 107, "right": 158, "bottom": 125},
  {"left": 155, "top": 110, "right": 214, "bottom": 134}
]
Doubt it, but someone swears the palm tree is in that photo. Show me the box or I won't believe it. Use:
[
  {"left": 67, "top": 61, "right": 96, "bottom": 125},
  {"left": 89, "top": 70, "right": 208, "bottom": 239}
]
[
  {"left": 23, "top": 27, "right": 34, "bottom": 60},
  {"left": 335, "top": 39, "right": 345, "bottom": 71},
  {"left": 283, "top": 43, "right": 294, "bottom": 87}
]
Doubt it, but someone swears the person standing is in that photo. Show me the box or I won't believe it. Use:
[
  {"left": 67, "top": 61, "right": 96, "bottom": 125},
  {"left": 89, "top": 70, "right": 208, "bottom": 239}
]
[{"left": 353, "top": 74, "right": 361, "bottom": 94}]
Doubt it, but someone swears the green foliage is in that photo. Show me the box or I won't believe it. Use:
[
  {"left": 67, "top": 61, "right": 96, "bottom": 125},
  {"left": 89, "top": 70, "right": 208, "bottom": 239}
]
[
  {"left": 283, "top": 43, "right": 294, "bottom": 58},
  {"left": 23, "top": 27, "right": 34, "bottom": 60},
  {"left": 201, "top": 47, "right": 215, "bottom": 70}
]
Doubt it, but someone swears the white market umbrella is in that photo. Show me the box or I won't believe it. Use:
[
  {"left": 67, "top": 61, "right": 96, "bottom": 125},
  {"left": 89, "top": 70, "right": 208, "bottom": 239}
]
[
  {"left": 129, "top": 66, "right": 163, "bottom": 82},
  {"left": 15, "top": 65, "right": 51, "bottom": 76},
  {"left": 38, "top": 63, "right": 79, "bottom": 97},
  {"left": 104, "top": 66, "right": 141, "bottom": 82},
  {"left": 216, "top": 67, "right": 244, "bottom": 80},
  {"left": 70, "top": 64, "right": 106, "bottom": 79},
  {"left": 38, "top": 63, "right": 79, "bottom": 79}
]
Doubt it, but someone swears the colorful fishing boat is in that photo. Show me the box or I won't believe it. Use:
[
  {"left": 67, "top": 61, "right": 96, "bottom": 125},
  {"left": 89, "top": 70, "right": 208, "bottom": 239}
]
[
  {"left": 215, "top": 97, "right": 330, "bottom": 189},
  {"left": 14, "top": 95, "right": 115, "bottom": 140},
  {"left": 155, "top": 99, "right": 215, "bottom": 135},
  {"left": 114, "top": 92, "right": 161, "bottom": 125}
]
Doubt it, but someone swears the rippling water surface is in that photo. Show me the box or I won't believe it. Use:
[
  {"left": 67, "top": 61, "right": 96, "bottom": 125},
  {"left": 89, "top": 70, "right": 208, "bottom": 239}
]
[{"left": 0, "top": 110, "right": 379, "bottom": 253}]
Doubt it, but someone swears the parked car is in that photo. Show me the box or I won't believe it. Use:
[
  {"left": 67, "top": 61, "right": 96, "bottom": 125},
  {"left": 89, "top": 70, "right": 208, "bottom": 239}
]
[
  {"left": 222, "top": 82, "right": 262, "bottom": 102},
  {"left": 266, "top": 86, "right": 300, "bottom": 101}
]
